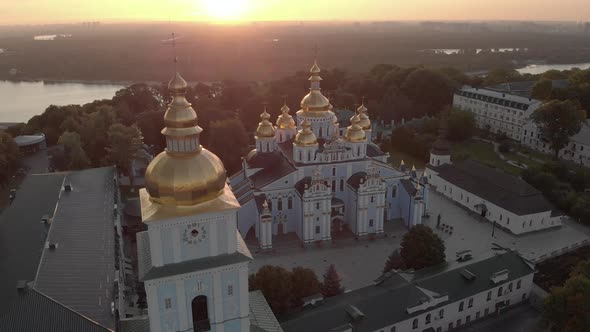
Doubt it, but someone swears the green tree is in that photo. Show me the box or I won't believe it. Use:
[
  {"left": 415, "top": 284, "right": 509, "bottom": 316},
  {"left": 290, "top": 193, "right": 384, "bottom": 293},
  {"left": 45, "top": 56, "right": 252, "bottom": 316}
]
[
  {"left": 571, "top": 194, "right": 590, "bottom": 225},
  {"left": 321, "top": 264, "right": 344, "bottom": 298},
  {"left": 402, "top": 68, "right": 457, "bottom": 116},
  {"left": 483, "top": 68, "right": 522, "bottom": 86},
  {"left": 290, "top": 267, "right": 321, "bottom": 307},
  {"left": 106, "top": 124, "right": 144, "bottom": 178},
  {"left": 249, "top": 265, "right": 293, "bottom": 315},
  {"left": 58, "top": 131, "right": 90, "bottom": 170},
  {"left": 0, "top": 132, "right": 20, "bottom": 185},
  {"left": 112, "top": 84, "right": 163, "bottom": 123},
  {"left": 531, "top": 100, "right": 587, "bottom": 159},
  {"left": 207, "top": 118, "right": 249, "bottom": 175},
  {"left": 447, "top": 109, "right": 476, "bottom": 141},
  {"left": 77, "top": 105, "right": 117, "bottom": 166},
  {"left": 544, "top": 275, "right": 590, "bottom": 332},
  {"left": 400, "top": 224, "right": 446, "bottom": 270},
  {"left": 383, "top": 249, "right": 404, "bottom": 273},
  {"left": 532, "top": 79, "right": 554, "bottom": 100}
]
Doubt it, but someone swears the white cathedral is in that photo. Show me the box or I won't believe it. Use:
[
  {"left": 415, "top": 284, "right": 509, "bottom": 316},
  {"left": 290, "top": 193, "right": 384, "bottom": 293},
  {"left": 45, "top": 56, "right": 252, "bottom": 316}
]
[
  {"left": 230, "top": 60, "right": 429, "bottom": 250},
  {"left": 134, "top": 59, "right": 429, "bottom": 332}
]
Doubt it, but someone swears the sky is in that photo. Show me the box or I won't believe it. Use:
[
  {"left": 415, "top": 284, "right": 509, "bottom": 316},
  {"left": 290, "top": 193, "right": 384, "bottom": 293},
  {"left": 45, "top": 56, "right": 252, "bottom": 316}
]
[{"left": 1, "top": 0, "right": 589, "bottom": 25}]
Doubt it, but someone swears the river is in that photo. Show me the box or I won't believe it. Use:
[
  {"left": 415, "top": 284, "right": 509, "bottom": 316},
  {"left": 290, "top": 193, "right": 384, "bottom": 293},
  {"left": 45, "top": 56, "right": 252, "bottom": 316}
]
[
  {"left": 0, "top": 81, "right": 126, "bottom": 123},
  {"left": 516, "top": 63, "right": 590, "bottom": 75}
]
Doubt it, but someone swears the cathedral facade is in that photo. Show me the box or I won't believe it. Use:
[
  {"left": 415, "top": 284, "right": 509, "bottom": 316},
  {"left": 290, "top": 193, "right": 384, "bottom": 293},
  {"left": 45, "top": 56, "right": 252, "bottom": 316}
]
[{"left": 230, "top": 60, "right": 429, "bottom": 250}]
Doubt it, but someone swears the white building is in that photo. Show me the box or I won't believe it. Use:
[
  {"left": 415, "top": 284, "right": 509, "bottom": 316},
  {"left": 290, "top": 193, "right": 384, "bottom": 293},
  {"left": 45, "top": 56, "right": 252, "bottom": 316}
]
[
  {"left": 426, "top": 124, "right": 562, "bottom": 235},
  {"left": 282, "top": 251, "right": 536, "bottom": 332},
  {"left": 230, "top": 60, "right": 428, "bottom": 250},
  {"left": 522, "top": 119, "right": 590, "bottom": 166},
  {"left": 453, "top": 87, "right": 542, "bottom": 141}
]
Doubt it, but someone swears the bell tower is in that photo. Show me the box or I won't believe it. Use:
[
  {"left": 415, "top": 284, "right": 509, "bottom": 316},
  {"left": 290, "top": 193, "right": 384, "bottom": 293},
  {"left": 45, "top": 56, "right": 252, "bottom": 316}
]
[{"left": 137, "top": 71, "right": 252, "bottom": 332}]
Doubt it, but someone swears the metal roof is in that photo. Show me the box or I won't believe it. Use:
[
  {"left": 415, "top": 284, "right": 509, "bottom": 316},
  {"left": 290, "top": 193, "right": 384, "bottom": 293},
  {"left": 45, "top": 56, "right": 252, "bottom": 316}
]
[
  {"left": 0, "top": 173, "right": 65, "bottom": 317},
  {"left": 0, "top": 287, "right": 112, "bottom": 332},
  {"left": 33, "top": 166, "right": 116, "bottom": 330}
]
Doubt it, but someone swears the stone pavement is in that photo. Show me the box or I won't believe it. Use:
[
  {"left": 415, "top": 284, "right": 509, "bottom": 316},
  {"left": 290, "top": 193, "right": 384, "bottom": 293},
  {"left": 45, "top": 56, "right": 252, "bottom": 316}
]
[{"left": 250, "top": 189, "right": 590, "bottom": 291}]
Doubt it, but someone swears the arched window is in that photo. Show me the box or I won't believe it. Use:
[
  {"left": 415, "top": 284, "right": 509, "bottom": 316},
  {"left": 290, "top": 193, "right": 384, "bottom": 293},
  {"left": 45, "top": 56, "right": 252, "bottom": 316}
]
[
  {"left": 319, "top": 127, "right": 323, "bottom": 137},
  {"left": 332, "top": 180, "right": 336, "bottom": 192},
  {"left": 277, "top": 198, "right": 283, "bottom": 211},
  {"left": 299, "top": 151, "right": 302, "bottom": 161},
  {"left": 425, "top": 314, "right": 431, "bottom": 324},
  {"left": 192, "top": 295, "right": 210, "bottom": 332},
  {"left": 390, "top": 327, "right": 396, "bottom": 332},
  {"left": 508, "top": 282, "right": 513, "bottom": 292},
  {"left": 288, "top": 197, "right": 293, "bottom": 209},
  {"left": 439, "top": 309, "right": 444, "bottom": 318},
  {"left": 498, "top": 286, "right": 503, "bottom": 297},
  {"left": 459, "top": 301, "right": 464, "bottom": 312},
  {"left": 517, "top": 280, "right": 522, "bottom": 289},
  {"left": 340, "top": 179, "right": 344, "bottom": 191},
  {"left": 412, "top": 318, "right": 418, "bottom": 329},
  {"left": 468, "top": 298, "right": 473, "bottom": 308}
]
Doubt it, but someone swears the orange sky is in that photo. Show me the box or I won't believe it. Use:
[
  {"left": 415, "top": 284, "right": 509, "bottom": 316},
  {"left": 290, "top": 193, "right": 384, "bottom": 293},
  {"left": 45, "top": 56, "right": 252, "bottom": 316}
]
[{"left": 1, "top": 0, "right": 589, "bottom": 25}]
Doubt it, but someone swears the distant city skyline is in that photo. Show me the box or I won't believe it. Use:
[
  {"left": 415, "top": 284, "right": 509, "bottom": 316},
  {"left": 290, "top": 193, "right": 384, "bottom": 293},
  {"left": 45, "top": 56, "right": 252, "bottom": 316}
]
[{"left": 1, "top": 0, "right": 589, "bottom": 25}]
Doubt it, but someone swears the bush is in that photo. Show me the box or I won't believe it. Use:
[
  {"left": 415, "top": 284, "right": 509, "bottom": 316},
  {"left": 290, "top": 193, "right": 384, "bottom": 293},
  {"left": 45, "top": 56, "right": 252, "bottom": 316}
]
[{"left": 498, "top": 141, "right": 511, "bottom": 153}]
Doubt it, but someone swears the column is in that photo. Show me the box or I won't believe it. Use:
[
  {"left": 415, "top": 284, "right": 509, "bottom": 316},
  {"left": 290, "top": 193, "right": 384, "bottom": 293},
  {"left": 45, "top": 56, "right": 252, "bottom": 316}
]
[
  {"left": 213, "top": 273, "right": 224, "bottom": 329},
  {"left": 176, "top": 280, "right": 188, "bottom": 332}
]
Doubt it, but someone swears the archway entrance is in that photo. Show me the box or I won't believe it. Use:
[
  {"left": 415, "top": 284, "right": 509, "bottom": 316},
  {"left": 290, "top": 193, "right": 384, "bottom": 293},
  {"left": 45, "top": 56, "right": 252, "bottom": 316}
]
[{"left": 192, "top": 295, "right": 210, "bottom": 332}]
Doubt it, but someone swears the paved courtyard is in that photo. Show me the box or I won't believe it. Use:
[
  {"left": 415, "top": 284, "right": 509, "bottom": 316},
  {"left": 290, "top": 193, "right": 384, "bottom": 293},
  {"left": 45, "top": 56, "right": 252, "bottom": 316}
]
[{"left": 249, "top": 189, "right": 590, "bottom": 291}]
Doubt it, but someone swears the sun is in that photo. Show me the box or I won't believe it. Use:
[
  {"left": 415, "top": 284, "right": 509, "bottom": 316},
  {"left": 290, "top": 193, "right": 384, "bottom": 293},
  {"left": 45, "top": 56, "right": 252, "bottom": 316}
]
[{"left": 202, "top": 0, "right": 250, "bottom": 21}]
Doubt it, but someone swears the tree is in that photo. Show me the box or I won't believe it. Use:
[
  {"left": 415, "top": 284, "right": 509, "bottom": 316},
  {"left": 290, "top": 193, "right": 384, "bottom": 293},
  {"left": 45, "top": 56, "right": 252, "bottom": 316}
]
[
  {"left": 400, "top": 224, "right": 446, "bottom": 270},
  {"left": 483, "top": 68, "right": 522, "bottom": 86},
  {"left": 249, "top": 265, "right": 293, "bottom": 315},
  {"left": 383, "top": 249, "right": 404, "bottom": 273},
  {"left": 106, "top": 124, "right": 144, "bottom": 178},
  {"left": 321, "top": 264, "right": 344, "bottom": 298},
  {"left": 401, "top": 68, "right": 457, "bottom": 116},
  {"left": 290, "top": 267, "right": 321, "bottom": 307},
  {"left": 571, "top": 194, "right": 590, "bottom": 225},
  {"left": 58, "top": 131, "right": 90, "bottom": 170},
  {"left": 532, "top": 79, "right": 554, "bottom": 100},
  {"left": 0, "top": 132, "right": 20, "bottom": 186},
  {"left": 112, "top": 84, "right": 163, "bottom": 122},
  {"left": 447, "top": 109, "right": 476, "bottom": 141},
  {"left": 207, "top": 118, "right": 249, "bottom": 175},
  {"left": 544, "top": 275, "right": 590, "bottom": 332},
  {"left": 531, "top": 100, "right": 587, "bottom": 159}
]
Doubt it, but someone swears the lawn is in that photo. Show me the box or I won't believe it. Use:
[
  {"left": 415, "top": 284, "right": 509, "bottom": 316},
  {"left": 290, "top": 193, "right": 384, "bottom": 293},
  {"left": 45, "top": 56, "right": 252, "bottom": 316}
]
[{"left": 451, "top": 140, "right": 522, "bottom": 175}]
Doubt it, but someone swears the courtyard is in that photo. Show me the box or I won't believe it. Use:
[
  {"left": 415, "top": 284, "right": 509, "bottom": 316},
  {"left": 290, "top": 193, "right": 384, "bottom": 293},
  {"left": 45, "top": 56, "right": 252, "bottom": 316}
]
[{"left": 249, "top": 189, "right": 590, "bottom": 291}]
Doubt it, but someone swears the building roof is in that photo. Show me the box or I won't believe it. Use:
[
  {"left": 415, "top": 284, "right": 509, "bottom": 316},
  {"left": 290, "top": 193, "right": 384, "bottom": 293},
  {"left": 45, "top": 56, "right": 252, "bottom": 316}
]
[
  {"left": 429, "top": 160, "right": 553, "bottom": 215},
  {"left": 0, "top": 287, "right": 112, "bottom": 332},
  {"left": 249, "top": 290, "right": 283, "bottom": 332},
  {"left": 400, "top": 178, "right": 418, "bottom": 196},
  {"left": 0, "top": 173, "right": 65, "bottom": 317},
  {"left": 14, "top": 134, "right": 45, "bottom": 147},
  {"left": 248, "top": 152, "right": 297, "bottom": 189},
  {"left": 281, "top": 252, "right": 534, "bottom": 332},
  {"left": 570, "top": 120, "right": 590, "bottom": 146},
  {"left": 137, "top": 230, "right": 253, "bottom": 281},
  {"left": 119, "top": 317, "right": 150, "bottom": 332},
  {"left": 366, "top": 143, "right": 386, "bottom": 158},
  {"left": 486, "top": 80, "right": 569, "bottom": 98},
  {"left": 456, "top": 87, "right": 541, "bottom": 111},
  {"left": 33, "top": 166, "right": 116, "bottom": 330},
  {"left": 346, "top": 172, "right": 367, "bottom": 191}
]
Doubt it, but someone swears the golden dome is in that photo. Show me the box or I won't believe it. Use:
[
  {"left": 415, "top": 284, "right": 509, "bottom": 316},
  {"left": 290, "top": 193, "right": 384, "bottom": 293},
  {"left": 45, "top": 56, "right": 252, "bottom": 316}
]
[
  {"left": 294, "top": 119, "right": 318, "bottom": 146},
  {"left": 300, "top": 60, "right": 332, "bottom": 116},
  {"left": 256, "top": 108, "right": 276, "bottom": 138},
  {"left": 276, "top": 103, "right": 296, "bottom": 129},
  {"left": 144, "top": 72, "right": 227, "bottom": 207},
  {"left": 344, "top": 114, "right": 366, "bottom": 143},
  {"left": 357, "top": 103, "right": 371, "bottom": 130}
]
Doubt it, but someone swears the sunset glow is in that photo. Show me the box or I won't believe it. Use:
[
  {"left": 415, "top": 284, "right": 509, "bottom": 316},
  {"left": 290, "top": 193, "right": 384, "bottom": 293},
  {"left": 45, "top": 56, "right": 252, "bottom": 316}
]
[{"left": 201, "top": 0, "right": 250, "bottom": 21}]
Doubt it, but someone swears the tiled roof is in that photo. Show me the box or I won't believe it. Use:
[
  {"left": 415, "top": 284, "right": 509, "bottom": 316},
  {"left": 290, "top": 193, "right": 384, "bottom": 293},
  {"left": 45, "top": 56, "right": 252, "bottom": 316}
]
[
  {"left": 249, "top": 290, "right": 283, "bottom": 332},
  {"left": 34, "top": 167, "right": 116, "bottom": 329},
  {"left": 0, "top": 287, "right": 111, "bottom": 332},
  {"left": 456, "top": 87, "right": 541, "bottom": 111}
]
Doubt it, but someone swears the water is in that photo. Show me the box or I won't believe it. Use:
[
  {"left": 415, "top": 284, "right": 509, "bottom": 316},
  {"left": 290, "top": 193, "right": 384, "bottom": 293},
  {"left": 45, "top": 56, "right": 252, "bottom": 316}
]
[
  {"left": 424, "top": 48, "right": 527, "bottom": 55},
  {"left": 0, "top": 81, "right": 126, "bottom": 123},
  {"left": 516, "top": 63, "right": 590, "bottom": 75},
  {"left": 33, "top": 34, "right": 72, "bottom": 41}
]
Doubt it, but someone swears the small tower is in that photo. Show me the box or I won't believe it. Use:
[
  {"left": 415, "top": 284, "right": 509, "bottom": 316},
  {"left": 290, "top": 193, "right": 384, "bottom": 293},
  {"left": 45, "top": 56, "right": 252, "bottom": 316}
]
[
  {"left": 399, "top": 159, "right": 406, "bottom": 172},
  {"left": 255, "top": 106, "right": 276, "bottom": 153},
  {"left": 344, "top": 114, "right": 367, "bottom": 158},
  {"left": 357, "top": 102, "right": 372, "bottom": 142},
  {"left": 300, "top": 167, "right": 332, "bottom": 244},
  {"left": 258, "top": 199, "right": 273, "bottom": 250},
  {"left": 276, "top": 102, "right": 296, "bottom": 143},
  {"left": 293, "top": 118, "right": 318, "bottom": 163},
  {"left": 430, "top": 118, "right": 452, "bottom": 166}
]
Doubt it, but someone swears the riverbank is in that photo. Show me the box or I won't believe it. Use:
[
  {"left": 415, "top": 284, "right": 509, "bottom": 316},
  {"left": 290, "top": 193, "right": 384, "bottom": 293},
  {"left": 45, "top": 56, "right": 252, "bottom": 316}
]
[{"left": 1, "top": 78, "right": 137, "bottom": 86}]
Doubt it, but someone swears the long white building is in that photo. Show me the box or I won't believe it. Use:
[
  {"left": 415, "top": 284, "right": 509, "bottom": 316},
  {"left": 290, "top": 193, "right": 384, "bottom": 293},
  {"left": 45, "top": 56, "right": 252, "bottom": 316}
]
[
  {"left": 426, "top": 125, "right": 563, "bottom": 235},
  {"left": 522, "top": 119, "right": 590, "bottom": 166},
  {"left": 282, "top": 251, "right": 536, "bottom": 332},
  {"left": 453, "top": 87, "right": 542, "bottom": 141}
]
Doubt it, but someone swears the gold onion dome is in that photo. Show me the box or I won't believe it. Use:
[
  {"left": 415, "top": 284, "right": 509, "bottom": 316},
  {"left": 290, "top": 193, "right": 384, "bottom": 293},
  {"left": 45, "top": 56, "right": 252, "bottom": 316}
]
[
  {"left": 144, "top": 72, "right": 227, "bottom": 207},
  {"left": 276, "top": 103, "right": 296, "bottom": 129},
  {"left": 344, "top": 114, "right": 366, "bottom": 142},
  {"left": 294, "top": 118, "right": 318, "bottom": 146},
  {"left": 357, "top": 103, "right": 371, "bottom": 130},
  {"left": 256, "top": 107, "right": 276, "bottom": 138},
  {"left": 300, "top": 60, "right": 332, "bottom": 114}
]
